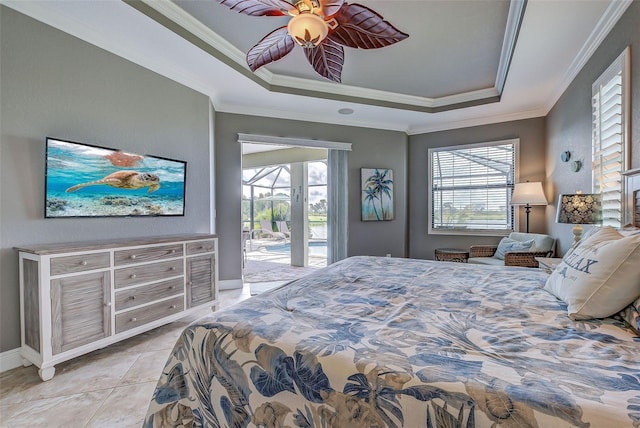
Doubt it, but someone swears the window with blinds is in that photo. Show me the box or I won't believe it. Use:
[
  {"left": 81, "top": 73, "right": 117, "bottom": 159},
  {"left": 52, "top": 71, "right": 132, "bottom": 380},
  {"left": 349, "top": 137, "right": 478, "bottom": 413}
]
[
  {"left": 592, "top": 47, "right": 629, "bottom": 228},
  {"left": 429, "top": 139, "right": 519, "bottom": 235}
]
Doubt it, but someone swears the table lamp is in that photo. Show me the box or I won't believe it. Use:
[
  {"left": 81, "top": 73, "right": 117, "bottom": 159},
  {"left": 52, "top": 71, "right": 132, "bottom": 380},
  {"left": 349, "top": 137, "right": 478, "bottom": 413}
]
[
  {"left": 511, "top": 182, "right": 548, "bottom": 233},
  {"left": 556, "top": 193, "right": 602, "bottom": 245}
]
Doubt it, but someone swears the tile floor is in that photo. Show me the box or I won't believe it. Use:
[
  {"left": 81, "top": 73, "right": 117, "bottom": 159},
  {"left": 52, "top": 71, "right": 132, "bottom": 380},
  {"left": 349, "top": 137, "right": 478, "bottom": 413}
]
[{"left": 0, "top": 286, "right": 252, "bottom": 428}]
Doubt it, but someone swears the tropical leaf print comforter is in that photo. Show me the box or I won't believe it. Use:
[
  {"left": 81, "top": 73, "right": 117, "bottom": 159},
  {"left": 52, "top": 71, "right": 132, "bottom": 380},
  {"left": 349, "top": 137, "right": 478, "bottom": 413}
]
[{"left": 145, "top": 256, "right": 640, "bottom": 427}]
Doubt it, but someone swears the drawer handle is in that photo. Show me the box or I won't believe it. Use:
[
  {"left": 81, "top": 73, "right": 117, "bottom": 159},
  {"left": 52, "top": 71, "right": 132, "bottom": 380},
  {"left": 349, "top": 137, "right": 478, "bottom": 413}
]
[
  {"left": 80, "top": 260, "right": 88, "bottom": 266},
  {"left": 130, "top": 274, "right": 137, "bottom": 279},
  {"left": 105, "top": 302, "right": 111, "bottom": 307},
  {"left": 169, "top": 267, "right": 176, "bottom": 271},
  {"left": 187, "top": 281, "right": 193, "bottom": 286},
  {"left": 130, "top": 317, "right": 137, "bottom": 322},
  {"left": 130, "top": 254, "right": 137, "bottom": 260},
  {"left": 169, "top": 285, "right": 176, "bottom": 290},
  {"left": 129, "top": 296, "right": 136, "bottom": 300},
  {"left": 170, "top": 305, "right": 177, "bottom": 309},
  {"left": 170, "top": 249, "right": 176, "bottom": 254}
]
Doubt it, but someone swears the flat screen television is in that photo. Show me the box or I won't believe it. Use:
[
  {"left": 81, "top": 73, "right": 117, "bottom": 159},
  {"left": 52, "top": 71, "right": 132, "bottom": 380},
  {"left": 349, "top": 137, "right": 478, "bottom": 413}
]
[{"left": 45, "top": 137, "right": 186, "bottom": 218}]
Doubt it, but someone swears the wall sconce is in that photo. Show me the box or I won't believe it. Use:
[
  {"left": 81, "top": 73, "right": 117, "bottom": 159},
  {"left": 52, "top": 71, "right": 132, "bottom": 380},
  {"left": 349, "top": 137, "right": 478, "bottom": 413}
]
[
  {"left": 560, "top": 151, "right": 582, "bottom": 172},
  {"left": 570, "top": 160, "right": 582, "bottom": 172}
]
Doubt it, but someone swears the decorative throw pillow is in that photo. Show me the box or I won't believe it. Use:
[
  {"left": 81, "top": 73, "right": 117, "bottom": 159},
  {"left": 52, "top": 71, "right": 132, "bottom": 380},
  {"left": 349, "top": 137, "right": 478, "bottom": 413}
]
[
  {"left": 494, "top": 238, "right": 535, "bottom": 260},
  {"left": 618, "top": 297, "right": 640, "bottom": 335},
  {"left": 563, "top": 226, "right": 602, "bottom": 260},
  {"left": 544, "top": 227, "right": 640, "bottom": 320}
]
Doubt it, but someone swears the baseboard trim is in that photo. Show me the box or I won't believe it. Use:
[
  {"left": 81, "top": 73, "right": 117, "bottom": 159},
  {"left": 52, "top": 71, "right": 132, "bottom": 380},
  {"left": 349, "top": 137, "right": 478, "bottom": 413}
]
[
  {"left": 0, "top": 348, "right": 23, "bottom": 373},
  {"left": 219, "top": 279, "right": 243, "bottom": 290}
]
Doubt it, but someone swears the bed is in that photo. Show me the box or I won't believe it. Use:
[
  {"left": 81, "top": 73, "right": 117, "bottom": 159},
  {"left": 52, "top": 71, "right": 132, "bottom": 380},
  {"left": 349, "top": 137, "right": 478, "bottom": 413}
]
[
  {"left": 145, "top": 171, "right": 640, "bottom": 427},
  {"left": 144, "top": 254, "right": 640, "bottom": 427}
]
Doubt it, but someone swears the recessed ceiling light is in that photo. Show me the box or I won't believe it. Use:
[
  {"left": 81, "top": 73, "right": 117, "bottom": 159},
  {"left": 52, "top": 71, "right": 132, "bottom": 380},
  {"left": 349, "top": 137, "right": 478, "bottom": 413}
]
[{"left": 338, "top": 108, "right": 354, "bottom": 115}]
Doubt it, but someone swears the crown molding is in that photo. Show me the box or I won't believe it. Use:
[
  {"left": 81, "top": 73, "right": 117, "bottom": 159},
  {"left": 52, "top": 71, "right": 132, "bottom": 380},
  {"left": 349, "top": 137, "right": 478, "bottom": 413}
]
[
  {"left": 218, "top": 96, "right": 548, "bottom": 136},
  {"left": 406, "top": 106, "right": 548, "bottom": 135},
  {"left": 495, "top": 0, "right": 527, "bottom": 93},
  {"left": 545, "top": 0, "right": 632, "bottom": 112},
  {"left": 142, "top": 0, "right": 513, "bottom": 111},
  {"left": 216, "top": 100, "right": 409, "bottom": 132},
  {"left": 268, "top": 72, "right": 501, "bottom": 109}
]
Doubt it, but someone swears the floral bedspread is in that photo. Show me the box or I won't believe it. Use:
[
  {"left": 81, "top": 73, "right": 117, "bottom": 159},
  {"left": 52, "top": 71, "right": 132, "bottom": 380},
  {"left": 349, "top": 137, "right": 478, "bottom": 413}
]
[{"left": 144, "top": 256, "right": 640, "bottom": 428}]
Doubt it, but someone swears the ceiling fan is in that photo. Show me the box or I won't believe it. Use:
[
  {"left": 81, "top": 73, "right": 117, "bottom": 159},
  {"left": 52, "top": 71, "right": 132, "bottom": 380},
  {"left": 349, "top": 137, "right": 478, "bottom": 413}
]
[{"left": 216, "top": 0, "right": 409, "bottom": 82}]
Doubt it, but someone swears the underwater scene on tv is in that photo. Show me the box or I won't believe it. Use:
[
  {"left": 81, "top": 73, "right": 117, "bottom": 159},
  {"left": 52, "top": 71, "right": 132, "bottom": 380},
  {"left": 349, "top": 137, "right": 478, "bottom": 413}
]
[{"left": 45, "top": 138, "right": 186, "bottom": 218}]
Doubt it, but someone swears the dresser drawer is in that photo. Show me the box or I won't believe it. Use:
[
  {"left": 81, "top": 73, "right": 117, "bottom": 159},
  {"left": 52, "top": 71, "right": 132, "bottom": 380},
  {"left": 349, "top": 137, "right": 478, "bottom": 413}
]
[
  {"left": 114, "top": 244, "right": 183, "bottom": 266},
  {"left": 115, "top": 296, "right": 184, "bottom": 334},
  {"left": 186, "top": 240, "right": 216, "bottom": 255},
  {"left": 50, "top": 253, "right": 110, "bottom": 276},
  {"left": 114, "top": 278, "right": 183, "bottom": 311},
  {"left": 114, "top": 260, "right": 183, "bottom": 289}
]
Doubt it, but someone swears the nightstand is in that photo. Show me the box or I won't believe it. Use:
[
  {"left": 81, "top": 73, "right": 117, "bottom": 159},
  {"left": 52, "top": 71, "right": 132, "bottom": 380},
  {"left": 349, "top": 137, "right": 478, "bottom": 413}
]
[{"left": 535, "top": 257, "right": 562, "bottom": 273}]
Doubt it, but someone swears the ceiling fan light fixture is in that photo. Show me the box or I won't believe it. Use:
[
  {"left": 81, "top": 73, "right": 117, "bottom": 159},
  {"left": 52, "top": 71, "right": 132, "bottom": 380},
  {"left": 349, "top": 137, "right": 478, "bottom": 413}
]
[
  {"left": 218, "top": 0, "right": 408, "bottom": 81},
  {"left": 287, "top": 12, "right": 328, "bottom": 48}
]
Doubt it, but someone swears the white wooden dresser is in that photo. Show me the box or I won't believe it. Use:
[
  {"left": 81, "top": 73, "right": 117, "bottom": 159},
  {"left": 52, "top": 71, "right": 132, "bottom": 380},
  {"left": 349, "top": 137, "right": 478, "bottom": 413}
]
[{"left": 15, "top": 234, "right": 218, "bottom": 381}]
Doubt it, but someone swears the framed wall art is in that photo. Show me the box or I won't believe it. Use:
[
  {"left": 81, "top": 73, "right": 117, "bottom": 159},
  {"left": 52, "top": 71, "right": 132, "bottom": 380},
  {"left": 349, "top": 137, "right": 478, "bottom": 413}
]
[{"left": 361, "top": 168, "right": 394, "bottom": 221}]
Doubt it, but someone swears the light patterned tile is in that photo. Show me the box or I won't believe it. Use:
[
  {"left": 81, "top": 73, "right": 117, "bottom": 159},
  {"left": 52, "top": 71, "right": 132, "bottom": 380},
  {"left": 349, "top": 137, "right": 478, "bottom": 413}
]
[
  {"left": 0, "top": 364, "right": 43, "bottom": 404},
  {"left": 86, "top": 381, "right": 157, "bottom": 428},
  {"left": 143, "top": 325, "right": 190, "bottom": 353},
  {"left": 0, "top": 402, "right": 20, "bottom": 421},
  {"left": 121, "top": 350, "right": 171, "bottom": 385},
  {"left": 1, "top": 389, "right": 111, "bottom": 427},
  {"left": 0, "top": 349, "right": 138, "bottom": 406}
]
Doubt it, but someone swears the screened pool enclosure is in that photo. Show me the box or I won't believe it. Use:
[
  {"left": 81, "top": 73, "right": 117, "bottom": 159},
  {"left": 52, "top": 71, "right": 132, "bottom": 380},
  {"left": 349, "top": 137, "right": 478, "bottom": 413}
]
[{"left": 242, "top": 162, "right": 328, "bottom": 269}]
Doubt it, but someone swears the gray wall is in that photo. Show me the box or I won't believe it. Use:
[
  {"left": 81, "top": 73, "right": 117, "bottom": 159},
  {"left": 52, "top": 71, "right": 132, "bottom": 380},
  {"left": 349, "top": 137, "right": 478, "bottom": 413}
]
[
  {"left": 547, "top": 1, "right": 640, "bottom": 256},
  {"left": 0, "top": 7, "right": 212, "bottom": 352},
  {"left": 408, "top": 118, "right": 547, "bottom": 260},
  {"left": 215, "top": 112, "right": 408, "bottom": 281}
]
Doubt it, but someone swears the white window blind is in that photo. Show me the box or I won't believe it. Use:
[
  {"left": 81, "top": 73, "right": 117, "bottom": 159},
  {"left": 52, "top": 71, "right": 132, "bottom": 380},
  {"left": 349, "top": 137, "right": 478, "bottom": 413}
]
[
  {"left": 429, "top": 139, "right": 518, "bottom": 235},
  {"left": 592, "top": 47, "right": 629, "bottom": 228}
]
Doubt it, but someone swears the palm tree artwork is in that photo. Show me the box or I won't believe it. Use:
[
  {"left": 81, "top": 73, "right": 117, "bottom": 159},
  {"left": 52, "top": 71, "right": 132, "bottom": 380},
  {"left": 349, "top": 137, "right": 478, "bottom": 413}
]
[{"left": 361, "top": 168, "right": 394, "bottom": 221}]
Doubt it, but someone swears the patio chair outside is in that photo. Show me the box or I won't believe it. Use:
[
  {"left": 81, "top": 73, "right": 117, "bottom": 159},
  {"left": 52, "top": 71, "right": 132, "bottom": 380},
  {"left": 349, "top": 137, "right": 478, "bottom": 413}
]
[
  {"left": 277, "top": 221, "right": 291, "bottom": 239},
  {"left": 252, "top": 220, "right": 287, "bottom": 241}
]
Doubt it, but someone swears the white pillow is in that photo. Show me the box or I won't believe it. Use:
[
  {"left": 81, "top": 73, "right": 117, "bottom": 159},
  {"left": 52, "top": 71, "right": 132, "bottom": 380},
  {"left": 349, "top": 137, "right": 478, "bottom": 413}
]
[
  {"left": 562, "top": 225, "right": 602, "bottom": 260},
  {"left": 544, "top": 227, "right": 640, "bottom": 320},
  {"left": 494, "top": 238, "right": 535, "bottom": 260}
]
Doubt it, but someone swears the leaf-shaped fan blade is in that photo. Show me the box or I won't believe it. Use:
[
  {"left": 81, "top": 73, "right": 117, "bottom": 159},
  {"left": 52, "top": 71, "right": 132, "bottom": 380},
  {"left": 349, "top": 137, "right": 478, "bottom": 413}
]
[
  {"left": 304, "top": 38, "right": 344, "bottom": 82},
  {"left": 328, "top": 3, "right": 409, "bottom": 49},
  {"left": 217, "top": 0, "right": 295, "bottom": 16},
  {"left": 247, "top": 26, "right": 295, "bottom": 71},
  {"left": 319, "top": 0, "right": 344, "bottom": 17}
]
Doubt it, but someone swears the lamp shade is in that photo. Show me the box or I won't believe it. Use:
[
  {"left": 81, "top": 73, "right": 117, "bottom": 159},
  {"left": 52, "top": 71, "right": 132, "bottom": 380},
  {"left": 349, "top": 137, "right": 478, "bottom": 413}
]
[
  {"left": 511, "top": 182, "right": 548, "bottom": 206},
  {"left": 556, "top": 194, "right": 602, "bottom": 224}
]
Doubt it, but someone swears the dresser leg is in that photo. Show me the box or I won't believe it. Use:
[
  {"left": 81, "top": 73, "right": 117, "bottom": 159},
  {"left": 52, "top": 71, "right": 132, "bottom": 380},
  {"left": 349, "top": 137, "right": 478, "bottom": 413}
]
[{"left": 38, "top": 366, "right": 55, "bottom": 381}]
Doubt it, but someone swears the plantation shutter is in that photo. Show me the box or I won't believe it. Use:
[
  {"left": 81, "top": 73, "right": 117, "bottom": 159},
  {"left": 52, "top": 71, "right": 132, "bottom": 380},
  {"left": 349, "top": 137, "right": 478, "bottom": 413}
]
[
  {"left": 592, "top": 48, "right": 629, "bottom": 228},
  {"left": 429, "top": 139, "right": 518, "bottom": 234}
]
